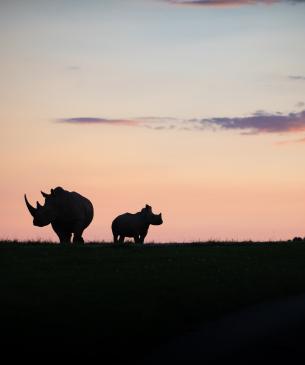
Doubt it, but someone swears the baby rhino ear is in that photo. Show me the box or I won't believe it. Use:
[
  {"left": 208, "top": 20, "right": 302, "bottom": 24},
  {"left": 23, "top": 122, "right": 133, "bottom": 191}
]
[{"left": 145, "top": 204, "right": 152, "bottom": 210}]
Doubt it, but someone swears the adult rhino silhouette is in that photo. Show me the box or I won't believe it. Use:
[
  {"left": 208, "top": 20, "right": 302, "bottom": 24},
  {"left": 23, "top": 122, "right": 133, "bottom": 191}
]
[
  {"left": 24, "top": 186, "right": 94, "bottom": 244},
  {"left": 112, "top": 204, "right": 163, "bottom": 244}
]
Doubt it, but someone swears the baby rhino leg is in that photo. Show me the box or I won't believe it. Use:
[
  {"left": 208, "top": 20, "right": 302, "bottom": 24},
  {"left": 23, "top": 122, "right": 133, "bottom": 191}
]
[{"left": 73, "top": 223, "right": 85, "bottom": 244}]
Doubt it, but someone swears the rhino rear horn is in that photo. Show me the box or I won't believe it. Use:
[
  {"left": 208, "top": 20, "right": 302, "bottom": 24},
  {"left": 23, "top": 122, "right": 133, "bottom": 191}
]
[
  {"left": 24, "top": 194, "right": 36, "bottom": 217},
  {"left": 41, "top": 191, "right": 50, "bottom": 198}
]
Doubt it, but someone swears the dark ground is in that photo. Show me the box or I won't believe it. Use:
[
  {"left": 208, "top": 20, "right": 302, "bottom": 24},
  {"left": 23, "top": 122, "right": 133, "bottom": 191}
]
[
  {"left": 1, "top": 241, "right": 305, "bottom": 364},
  {"left": 148, "top": 293, "right": 305, "bottom": 364}
]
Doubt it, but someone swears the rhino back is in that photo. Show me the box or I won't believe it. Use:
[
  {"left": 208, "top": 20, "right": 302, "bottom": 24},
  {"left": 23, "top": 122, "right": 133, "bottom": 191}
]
[
  {"left": 54, "top": 191, "right": 94, "bottom": 227},
  {"left": 112, "top": 213, "right": 147, "bottom": 237}
]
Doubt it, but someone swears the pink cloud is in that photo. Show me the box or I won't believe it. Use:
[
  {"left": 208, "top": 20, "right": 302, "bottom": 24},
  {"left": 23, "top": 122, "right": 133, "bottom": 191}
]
[
  {"left": 165, "top": 0, "right": 303, "bottom": 7},
  {"left": 57, "top": 109, "right": 305, "bottom": 139},
  {"left": 198, "top": 110, "right": 305, "bottom": 134},
  {"left": 58, "top": 117, "right": 140, "bottom": 126}
]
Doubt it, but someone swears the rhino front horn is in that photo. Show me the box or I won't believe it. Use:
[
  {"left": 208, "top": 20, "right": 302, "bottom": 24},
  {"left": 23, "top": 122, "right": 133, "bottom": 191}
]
[{"left": 24, "top": 194, "right": 36, "bottom": 217}]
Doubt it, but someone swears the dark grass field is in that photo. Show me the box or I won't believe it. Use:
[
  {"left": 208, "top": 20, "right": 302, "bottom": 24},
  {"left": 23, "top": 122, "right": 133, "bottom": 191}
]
[{"left": 1, "top": 241, "right": 305, "bottom": 363}]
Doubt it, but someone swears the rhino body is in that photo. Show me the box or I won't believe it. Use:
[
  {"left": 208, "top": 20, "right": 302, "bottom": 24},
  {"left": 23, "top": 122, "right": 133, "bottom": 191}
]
[
  {"left": 112, "top": 204, "right": 163, "bottom": 244},
  {"left": 24, "top": 187, "right": 94, "bottom": 244}
]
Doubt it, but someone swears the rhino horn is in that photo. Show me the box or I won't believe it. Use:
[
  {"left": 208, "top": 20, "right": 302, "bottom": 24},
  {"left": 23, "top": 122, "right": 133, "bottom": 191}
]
[
  {"left": 41, "top": 191, "right": 50, "bottom": 198},
  {"left": 24, "top": 194, "right": 36, "bottom": 217},
  {"left": 36, "top": 201, "right": 42, "bottom": 209}
]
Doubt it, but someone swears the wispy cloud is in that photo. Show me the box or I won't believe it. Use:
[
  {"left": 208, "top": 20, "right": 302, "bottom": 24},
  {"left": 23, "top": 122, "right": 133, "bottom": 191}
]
[
  {"left": 296, "top": 101, "right": 305, "bottom": 108},
  {"left": 58, "top": 117, "right": 140, "bottom": 126},
  {"left": 164, "top": 0, "right": 304, "bottom": 7},
  {"left": 276, "top": 137, "right": 305, "bottom": 145},
  {"left": 57, "top": 116, "right": 180, "bottom": 129},
  {"left": 196, "top": 110, "right": 305, "bottom": 134},
  {"left": 289, "top": 75, "right": 305, "bottom": 81},
  {"left": 66, "top": 65, "right": 81, "bottom": 71},
  {"left": 57, "top": 110, "right": 305, "bottom": 138}
]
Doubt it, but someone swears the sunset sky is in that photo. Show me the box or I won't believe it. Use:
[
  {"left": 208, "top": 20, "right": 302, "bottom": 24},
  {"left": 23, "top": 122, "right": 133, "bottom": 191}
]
[{"left": 1, "top": 0, "right": 305, "bottom": 242}]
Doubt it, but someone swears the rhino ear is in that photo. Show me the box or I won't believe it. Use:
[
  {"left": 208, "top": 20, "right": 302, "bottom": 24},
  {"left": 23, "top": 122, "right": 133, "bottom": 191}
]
[{"left": 145, "top": 204, "right": 152, "bottom": 211}]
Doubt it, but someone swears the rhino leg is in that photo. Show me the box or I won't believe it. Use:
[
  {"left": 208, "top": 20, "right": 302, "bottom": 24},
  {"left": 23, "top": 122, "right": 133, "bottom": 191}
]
[
  {"left": 73, "top": 228, "right": 85, "bottom": 245},
  {"left": 134, "top": 235, "right": 141, "bottom": 244},
  {"left": 73, "top": 234, "right": 84, "bottom": 245},
  {"left": 51, "top": 222, "right": 72, "bottom": 244},
  {"left": 113, "top": 234, "right": 119, "bottom": 244},
  {"left": 118, "top": 235, "right": 125, "bottom": 244},
  {"left": 139, "top": 233, "right": 147, "bottom": 244},
  {"left": 71, "top": 222, "right": 85, "bottom": 245},
  {"left": 58, "top": 232, "right": 72, "bottom": 244}
]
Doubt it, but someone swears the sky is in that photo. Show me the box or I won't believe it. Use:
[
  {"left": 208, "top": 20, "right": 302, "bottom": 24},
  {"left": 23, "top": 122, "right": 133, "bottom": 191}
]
[{"left": 1, "top": 0, "right": 305, "bottom": 242}]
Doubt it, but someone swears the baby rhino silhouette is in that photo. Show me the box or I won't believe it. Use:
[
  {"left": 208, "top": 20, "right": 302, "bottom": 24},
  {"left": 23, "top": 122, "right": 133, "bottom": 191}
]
[{"left": 112, "top": 204, "right": 163, "bottom": 244}]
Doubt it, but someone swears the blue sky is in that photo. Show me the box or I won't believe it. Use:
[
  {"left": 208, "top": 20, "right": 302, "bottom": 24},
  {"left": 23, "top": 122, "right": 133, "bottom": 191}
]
[{"left": 1, "top": 0, "right": 305, "bottom": 119}]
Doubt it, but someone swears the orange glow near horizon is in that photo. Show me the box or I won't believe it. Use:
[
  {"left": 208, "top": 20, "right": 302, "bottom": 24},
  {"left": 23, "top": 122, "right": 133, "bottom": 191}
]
[
  {"left": 2, "top": 123, "right": 305, "bottom": 243},
  {"left": 4, "top": 180, "right": 305, "bottom": 242},
  {"left": 1, "top": 114, "right": 305, "bottom": 242}
]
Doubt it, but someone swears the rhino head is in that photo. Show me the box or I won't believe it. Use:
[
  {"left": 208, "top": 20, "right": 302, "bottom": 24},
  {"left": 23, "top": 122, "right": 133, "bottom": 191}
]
[
  {"left": 24, "top": 187, "right": 62, "bottom": 227},
  {"left": 141, "top": 204, "right": 163, "bottom": 226}
]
